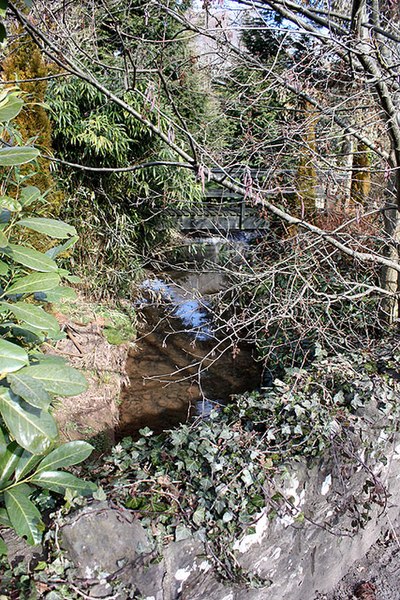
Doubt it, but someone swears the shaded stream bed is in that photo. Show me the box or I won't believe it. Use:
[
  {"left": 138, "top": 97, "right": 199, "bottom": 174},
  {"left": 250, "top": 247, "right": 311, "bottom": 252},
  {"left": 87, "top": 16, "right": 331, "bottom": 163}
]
[{"left": 116, "top": 236, "right": 263, "bottom": 439}]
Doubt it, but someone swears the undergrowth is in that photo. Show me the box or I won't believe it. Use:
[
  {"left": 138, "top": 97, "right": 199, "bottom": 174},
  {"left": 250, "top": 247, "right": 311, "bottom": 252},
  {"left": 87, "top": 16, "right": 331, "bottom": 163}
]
[{"left": 1, "top": 343, "right": 399, "bottom": 597}]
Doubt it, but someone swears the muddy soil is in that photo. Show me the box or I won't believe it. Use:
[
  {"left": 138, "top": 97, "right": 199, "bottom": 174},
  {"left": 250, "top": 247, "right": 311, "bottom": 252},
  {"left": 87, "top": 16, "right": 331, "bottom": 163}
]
[{"left": 50, "top": 318, "right": 129, "bottom": 447}]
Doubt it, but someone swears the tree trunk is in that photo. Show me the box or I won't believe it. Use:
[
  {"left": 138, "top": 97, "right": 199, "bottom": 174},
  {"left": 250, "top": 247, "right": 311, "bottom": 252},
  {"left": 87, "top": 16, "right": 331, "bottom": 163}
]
[
  {"left": 381, "top": 205, "right": 400, "bottom": 324},
  {"left": 350, "top": 142, "right": 371, "bottom": 206}
]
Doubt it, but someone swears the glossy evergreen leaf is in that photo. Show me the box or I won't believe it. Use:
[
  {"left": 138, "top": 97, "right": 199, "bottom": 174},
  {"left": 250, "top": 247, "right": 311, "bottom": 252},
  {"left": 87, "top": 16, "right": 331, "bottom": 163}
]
[
  {"left": 19, "top": 363, "right": 88, "bottom": 397},
  {"left": 0, "top": 536, "right": 7, "bottom": 555},
  {"left": 28, "top": 352, "right": 66, "bottom": 365},
  {"left": 0, "top": 508, "right": 11, "bottom": 528},
  {"left": 0, "top": 209, "right": 10, "bottom": 224},
  {"left": 16, "top": 218, "right": 77, "bottom": 239},
  {"left": 3, "top": 302, "right": 59, "bottom": 333},
  {"left": 0, "top": 339, "right": 29, "bottom": 374},
  {"left": 14, "top": 450, "right": 43, "bottom": 482},
  {"left": 0, "top": 389, "right": 57, "bottom": 455},
  {"left": 46, "top": 235, "right": 78, "bottom": 259},
  {"left": 0, "top": 259, "right": 8, "bottom": 275},
  {"left": 7, "top": 372, "right": 52, "bottom": 409},
  {"left": 0, "top": 426, "right": 7, "bottom": 455},
  {"left": 9, "top": 324, "right": 45, "bottom": 344},
  {"left": 37, "top": 441, "right": 93, "bottom": 473},
  {"left": 38, "top": 286, "right": 77, "bottom": 302},
  {"left": 19, "top": 186, "right": 41, "bottom": 208},
  {"left": 4, "top": 244, "right": 58, "bottom": 272},
  {"left": 5, "top": 272, "right": 60, "bottom": 296},
  {"left": 0, "top": 195, "right": 21, "bottom": 212},
  {"left": 5, "top": 483, "right": 43, "bottom": 545},
  {"left": 0, "top": 147, "right": 39, "bottom": 167},
  {"left": 0, "top": 230, "right": 8, "bottom": 248},
  {"left": 0, "top": 441, "right": 24, "bottom": 488},
  {"left": 0, "top": 94, "right": 23, "bottom": 123},
  {"left": 31, "top": 471, "right": 97, "bottom": 496}
]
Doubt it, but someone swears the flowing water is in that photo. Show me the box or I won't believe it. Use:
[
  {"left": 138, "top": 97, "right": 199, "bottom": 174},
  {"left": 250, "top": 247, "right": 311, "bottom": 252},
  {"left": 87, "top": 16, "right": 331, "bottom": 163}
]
[{"left": 116, "top": 236, "right": 263, "bottom": 438}]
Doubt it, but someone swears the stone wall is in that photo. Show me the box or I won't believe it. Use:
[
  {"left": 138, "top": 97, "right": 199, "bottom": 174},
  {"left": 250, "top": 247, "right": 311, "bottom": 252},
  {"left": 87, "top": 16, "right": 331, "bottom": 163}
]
[{"left": 61, "top": 403, "right": 400, "bottom": 599}]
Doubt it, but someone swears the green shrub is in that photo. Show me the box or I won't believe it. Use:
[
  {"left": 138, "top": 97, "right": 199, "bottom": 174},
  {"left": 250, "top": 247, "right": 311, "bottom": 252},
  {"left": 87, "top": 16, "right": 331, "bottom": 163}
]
[{"left": 0, "top": 89, "right": 95, "bottom": 551}]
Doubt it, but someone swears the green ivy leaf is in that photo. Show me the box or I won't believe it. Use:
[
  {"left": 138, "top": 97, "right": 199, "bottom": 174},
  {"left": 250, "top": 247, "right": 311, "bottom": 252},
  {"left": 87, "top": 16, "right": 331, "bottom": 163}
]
[
  {"left": 5, "top": 483, "right": 43, "bottom": 545},
  {"left": 0, "top": 389, "right": 57, "bottom": 455},
  {"left": 4, "top": 244, "right": 58, "bottom": 272},
  {"left": 16, "top": 218, "right": 77, "bottom": 239},
  {"left": 3, "top": 302, "right": 59, "bottom": 334},
  {"left": 19, "top": 363, "right": 88, "bottom": 397},
  {"left": 7, "top": 372, "right": 52, "bottom": 410},
  {"left": 5, "top": 272, "right": 60, "bottom": 296},
  {"left": 193, "top": 506, "right": 206, "bottom": 526},
  {"left": 31, "top": 471, "right": 97, "bottom": 496},
  {"left": 0, "top": 339, "right": 29, "bottom": 374},
  {"left": 0, "top": 147, "right": 39, "bottom": 167}
]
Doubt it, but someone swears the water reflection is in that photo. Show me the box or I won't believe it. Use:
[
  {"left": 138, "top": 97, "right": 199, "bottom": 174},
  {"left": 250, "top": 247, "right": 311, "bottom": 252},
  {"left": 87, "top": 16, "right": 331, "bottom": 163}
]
[{"left": 116, "top": 238, "right": 262, "bottom": 439}]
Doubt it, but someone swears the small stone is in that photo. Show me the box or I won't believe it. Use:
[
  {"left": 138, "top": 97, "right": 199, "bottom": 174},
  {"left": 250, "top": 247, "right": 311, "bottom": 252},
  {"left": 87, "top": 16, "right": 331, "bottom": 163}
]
[{"left": 89, "top": 583, "right": 114, "bottom": 598}]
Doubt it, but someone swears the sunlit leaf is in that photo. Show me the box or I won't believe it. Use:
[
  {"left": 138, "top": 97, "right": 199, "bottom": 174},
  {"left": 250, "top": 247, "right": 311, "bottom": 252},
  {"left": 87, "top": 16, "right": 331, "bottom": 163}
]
[
  {"left": 4, "top": 244, "right": 58, "bottom": 272},
  {"left": 31, "top": 471, "right": 97, "bottom": 496},
  {"left": 7, "top": 372, "right": 52, "bottom": 409},
  {"left": 46, "top": 235, "right": 78, "bottom": 259},
  {"left": 0, "top": 94, "right": 23, "bottom": 123},
  {"left": 19, "top": 363, "right": 88, "bottom": 397},
  {"left": 3, "top": 302, "right": 59, "bottom": 333},
  {"left": 0, "top": 441, "right": 24, "bottom": 488},
  {"left": 19, "top": 186, "right": 42, "bottom": 208},
  {"left": 16, "top": 218, "right": 77, "bottom": 239},
  {"left": 0, "top": 195, "right": 21, "bottom": 212},
  {"left": 0, "top": 230, "right": 8, "bottom": 248},
  {"left": 5, "top": 272, "right": 60, "bottom": 296},
  {"left": 0, "top": 427, "right": 7, "bottom": 455},
  {"left": 37, "top": 441, "right": 93, "bottom": 473},
  {"left": 37, "top": 286, "right": 77, "bottom": 302},
  {"left": 5, "top": 483, "right": 43, "bottom": 545},
  {"left": 0, "top": 339, "right": 29, "bottom": 374},
  {"left": 0, "top": 147, "right": 39, "bottom": 166},
  {"left": 0, "top": 259, "right": 8, "bottom": 275},
  {"left": 0, "top": 389, "right": 57, "bottom": 455},
  {"left": 14, "top": 450, "right": 43, "bottom": 482}
]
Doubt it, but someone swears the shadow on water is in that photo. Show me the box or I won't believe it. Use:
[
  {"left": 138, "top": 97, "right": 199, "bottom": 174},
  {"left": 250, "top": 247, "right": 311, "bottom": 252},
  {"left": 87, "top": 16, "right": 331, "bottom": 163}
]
[{"left": 116, "top": 235, "right": 263, "bottom": 439}]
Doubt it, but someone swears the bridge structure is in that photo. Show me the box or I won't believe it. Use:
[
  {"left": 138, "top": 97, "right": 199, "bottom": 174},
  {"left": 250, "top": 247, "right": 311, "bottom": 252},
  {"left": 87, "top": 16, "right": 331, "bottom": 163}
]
[{"left": 164, "top": 168, "right": 297, "bottom": 232}]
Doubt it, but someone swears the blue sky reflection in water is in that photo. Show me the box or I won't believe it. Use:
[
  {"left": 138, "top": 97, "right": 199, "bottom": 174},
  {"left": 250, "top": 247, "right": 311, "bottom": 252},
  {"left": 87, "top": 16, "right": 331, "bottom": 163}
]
[{"left": 140, "top": 278, "right": 214, "bottom": 341}]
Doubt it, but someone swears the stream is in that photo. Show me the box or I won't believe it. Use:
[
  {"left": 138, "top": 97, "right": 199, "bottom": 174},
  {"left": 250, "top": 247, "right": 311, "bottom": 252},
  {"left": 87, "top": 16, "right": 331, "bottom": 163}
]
[{"left": 116, "top": 235, "right": 263, "bottom": 438}]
